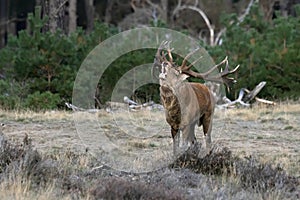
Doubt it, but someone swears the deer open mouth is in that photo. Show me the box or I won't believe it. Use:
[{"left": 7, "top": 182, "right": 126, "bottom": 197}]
[{"left": 159, "top": 72, "right": 166, "bottom": 80}]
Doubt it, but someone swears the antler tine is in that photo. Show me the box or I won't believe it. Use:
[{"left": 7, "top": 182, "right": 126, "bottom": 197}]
[
  {"left": 180, "top": 56, "right": 239, "bottom": 88},
  {"left": 180, "top": 48, "right": 200, "bottom": 70},
  {"left": 203, "top": 56, "right": 228, "bottom": 76},
  {"left": 166, "top": 41, "right": 174, "bottom": 63},
  {"left": 186, "top": 56, "right": 203, "bottom": 69},
  {"left": 221, "top": 59, "right": 239, "bottom": 76},
  {"left": 219, "top": 58, "right": 239, "bottom": 81},
  {"left": 182, "top": 56, "right": 227, "bottom": 77},
  {"left": 223, "top": 64, "right": 240, "bottom": 85},
  {"left": 214, "top": 59, "right": 240, "bottom": 87},
  {"left": 155, "top": 41, "right": 169, "bottom": 62},
  {"left": 152, "top": 41, "right": 169, "bottom": 79}
]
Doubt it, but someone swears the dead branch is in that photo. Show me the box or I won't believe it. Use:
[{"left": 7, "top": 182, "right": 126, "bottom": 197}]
[
  {"left": 124, "top": 96, "right": 163, "bottom": 111},
  {"left": 244, "top": 88, "right": 276, "bottom": 105},
  {"left": 123, "top": 96, "right": 138, "bottom": 105},
  {"left": 251, "top": 96, "right": 276, "bottom": 105},
  {"left": 65, "top": 102, "right": 85, "bottom": 111},
  {"left": 242, "top": 81, "right": 266, "bottom": 102},
  {"left": 145, "top": 0, "right": 163, "bottom": 14},
  {"left": 214, "top": 0, "right": 255, "bottom": 45},
  {"left": 65, "top": 102, "right": 100, "bottom": 113},
  {"left": 172, "top": 0, "right": 215, "bottom": 46},
  {"left": 218, "top": 81, "right": 276, "bottom": 108},
  {"left": 94, "top": 96, "right": 103, "bottom": 108},
  {"left": 172, "top": 0, "right": 255, "bottom": 46},
  {"left": 52, "top": 0, "right": 68, "bottom": 17},
  {"left": 218, "top": 88, "right": 251, "bottom": 109},
  {"left": 237, "top": 0, "right": 255, "bottom": 24}
]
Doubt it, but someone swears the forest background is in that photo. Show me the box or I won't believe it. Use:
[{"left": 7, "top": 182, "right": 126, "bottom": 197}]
[{"left": 0, "top": 0, "right": 299, "bottom": 110}]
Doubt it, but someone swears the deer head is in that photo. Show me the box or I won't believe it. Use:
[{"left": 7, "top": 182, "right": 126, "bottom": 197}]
[{"left": 152, "top": 41, "right": 240, "bottom": 89}]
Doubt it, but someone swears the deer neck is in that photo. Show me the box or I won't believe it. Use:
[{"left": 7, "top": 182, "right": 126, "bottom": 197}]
[{"left": 160, "top": 85, "right": 181, "bottom": 123}]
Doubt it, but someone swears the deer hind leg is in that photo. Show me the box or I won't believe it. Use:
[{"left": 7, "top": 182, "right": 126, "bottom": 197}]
[
  {"left": 171, "top": 127, "right": 180, "bottom": 156},
  {"left": 182, "top": 123, "right": 197, "bottom": 148},
  {"left": 202, "top": 115, "right": 212, "bottom": 150}
]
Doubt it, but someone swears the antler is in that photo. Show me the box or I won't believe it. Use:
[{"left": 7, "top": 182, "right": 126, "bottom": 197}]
[
  {"left": 152, "top": 41, "right": 174, "bottom": 78},
  {"left": 154, "top": 41, "right": 174, "bottom": 64},
  {"left": 179, "top": 56, "right": 240, "bottom": 88},
  {"left": 152, "top": 41, "right": 240, "bottom": 88},
  {"left": 155, "top": 41, "right": 167, "bottom": 63}
]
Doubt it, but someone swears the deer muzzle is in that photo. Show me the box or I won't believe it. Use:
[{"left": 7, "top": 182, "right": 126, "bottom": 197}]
[{"left": 159, "top": 72, "right": 166, "bottom": 80}]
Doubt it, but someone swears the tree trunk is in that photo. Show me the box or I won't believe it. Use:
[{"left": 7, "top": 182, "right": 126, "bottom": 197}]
[
  {"left": 68, "top": 0, "right": 77, "bottom": 34},
  {"left": 48, "top": 0, "right": 67, "bottom": 33},
  {"left": 84, "top": 0, "right": 94, "bottom": 33},
  {"left": 35, "top": 0, "right": 42, "bottom": 6},
  {"left": 0, "top": 0, "right": 8, "bottom": 48},
  {"left": 105, "top": 0, "right": 114, "bottom": 24},
  {"left": 160, "top": 0, "right": 168, "bottom": 23},
  {"left": 259, "top": 0, "right": 276, "bottom": 22},
  {"left": 48, "top": 0, "right": 57, "bottom": 33}
]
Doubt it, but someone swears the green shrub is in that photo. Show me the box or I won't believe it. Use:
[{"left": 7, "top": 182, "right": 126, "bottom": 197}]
[
  {"left": 1, "top": 4, "right": 299, "bottom": 111},
  {"left": 24, "top": 91, "right": 61, "bottom": 110},
  {"left": 0, "top": 7, "right": 114, "bottom": 110},
  {"left": 208, "top": 3, "right": 300, "bottom": 99},
  {"left": 0, "top": 79, "right": 29, "bottom": 109}
]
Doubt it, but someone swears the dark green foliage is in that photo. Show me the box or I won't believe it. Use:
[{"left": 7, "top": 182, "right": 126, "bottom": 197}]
[
  {"left": 0, "top": 6, "right": 114, "bottom": 110},
  {"left": 24, "top": 91, "right": 61, "bottom": 110},
  {"left": 208, "top": 4, "right": 300, "bottom": 99},
  {"left": 0, "top": 4, "right": 299, "bottom": 110},
  {"left": 98, "top": 49, "right": 158, "bottom": 103}
]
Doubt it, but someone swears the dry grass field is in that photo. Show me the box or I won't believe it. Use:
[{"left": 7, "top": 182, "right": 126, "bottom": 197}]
[{"left": 0, "top": 102, "right": 299, "bottom": 199}]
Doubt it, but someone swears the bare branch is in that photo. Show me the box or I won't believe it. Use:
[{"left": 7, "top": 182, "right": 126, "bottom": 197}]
[
  {"left": 242, "top": 81, "right": 266, "bottom": 102},
  {"left": 218, "top": 88, "right": 250, "bottom": 109},
  {"left": 145, "top": 0, "right": 162, "bottom": 12},
  {"left": 237, "top": 0, "right": 255, "bottom": 24},
  {"left": 65, "top": 102, "right": 85, "bottom": 111},
  {"left": 214, "top": 0, "right": 255, "bottom": 45},
  {"left": 52, "top": 0, "right": 68, "bottom": 17},
  {"left": 252, "top": 96, "right": 276, "bottom": 105},
  {"left": 173, "top": 4, "right": 214, "bottom": 46},
  {"left": 94, "top": 96, "right": 102, "bottom": 108},
  {"left": 244, "top": 82, "right": 277, "bottom": 106},
  {"left": 214, "top": 28, "right": 226, "bottom": 46},
  {"left": 194, "top": 0, "right": 199, "bottom": 7},
  {"left": 123, "top": 96, "right": 138, "bottom": 105},
  {"left": 218, "top": 81, "right": 276, "bottom": 108}
]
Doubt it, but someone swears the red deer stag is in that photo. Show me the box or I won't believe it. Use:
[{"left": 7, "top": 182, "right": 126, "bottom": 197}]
[{"left": 153, "top": 41, "right": 239, "bottom": 155}]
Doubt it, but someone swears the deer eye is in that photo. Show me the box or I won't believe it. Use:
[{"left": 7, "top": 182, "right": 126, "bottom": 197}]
[{"left": 162, "top": 62, "right": 168, "bottom": 67}]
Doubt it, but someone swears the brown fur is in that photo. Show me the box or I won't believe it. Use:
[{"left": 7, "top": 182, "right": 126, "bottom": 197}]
[
  {"left": 155, "top": 43, "right": 237, "bottom": 155},
  {"left": 160, "top": 77, "right": 215, "bottom": 154}
]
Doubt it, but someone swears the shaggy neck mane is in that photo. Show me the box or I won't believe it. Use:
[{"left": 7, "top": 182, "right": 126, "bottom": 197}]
[{"left": 160, "top": 85, "right": 181, "bottom": 127}]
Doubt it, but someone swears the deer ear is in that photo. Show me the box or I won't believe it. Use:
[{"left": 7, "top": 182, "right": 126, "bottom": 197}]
[{"left": 179, "top": 73, "right": 189, "bottom": 81}]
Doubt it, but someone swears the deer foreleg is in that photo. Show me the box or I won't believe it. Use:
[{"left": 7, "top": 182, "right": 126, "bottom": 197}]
[
  {"left": 203, "top": 116, "right": 212, "bottom": 149},
  {"left": 182, "top": 123, "right": 197, "bottom": 148},
  {"left": 171, "top": 127, "right": 179, "bottom": 156}
]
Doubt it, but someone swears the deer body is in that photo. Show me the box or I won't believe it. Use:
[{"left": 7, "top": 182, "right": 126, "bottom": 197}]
[
  {"left": 160, "top": 77, "right": 214, "bottom": 154},
  {"left": 153, "top": 41, "right": 239, "bottom": 155}
]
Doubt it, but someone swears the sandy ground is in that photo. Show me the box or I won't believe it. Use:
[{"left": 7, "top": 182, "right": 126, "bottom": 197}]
[{"left": 1, "top": 103, "right": 299, "bottom": 175}]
